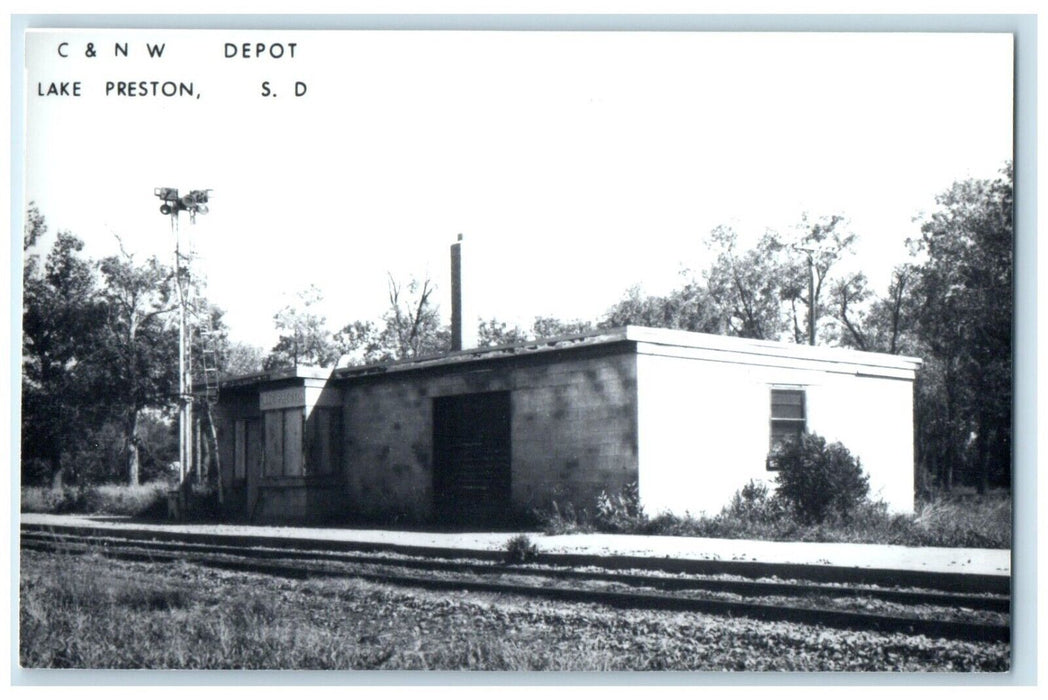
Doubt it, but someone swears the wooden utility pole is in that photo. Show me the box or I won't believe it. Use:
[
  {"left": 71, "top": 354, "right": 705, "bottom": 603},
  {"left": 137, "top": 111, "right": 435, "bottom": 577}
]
[{"left": 795, "top": 245, "right": 817, "bottom": 346}]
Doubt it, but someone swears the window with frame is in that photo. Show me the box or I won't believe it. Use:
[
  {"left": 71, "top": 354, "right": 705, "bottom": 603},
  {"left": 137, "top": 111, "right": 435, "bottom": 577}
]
[{"left": 768, "top": 388, "right": 806, "bottom": 466}]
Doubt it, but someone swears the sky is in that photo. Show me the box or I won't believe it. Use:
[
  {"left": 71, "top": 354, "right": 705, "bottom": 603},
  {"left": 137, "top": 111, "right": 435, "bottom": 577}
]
[{"left": 23, "top": 30, "right": 1014, "bottom": 351}]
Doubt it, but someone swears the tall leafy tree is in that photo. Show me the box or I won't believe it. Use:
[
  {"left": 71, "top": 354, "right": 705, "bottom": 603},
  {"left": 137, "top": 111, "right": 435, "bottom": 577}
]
[
  {"left": 476, "top": 318, "right": 528, "bottom": 348},
  {"left": 265, "top": 285, "right": 340, "bottom": 369},
  {"left": 780, "top": 214, "right": 857, "bottom": 345},
  {"left": 476, "top": 315, "right": 602, "bottom": 347},
  {"left": 21, "top": 210, "right": 106, "bottom": 485},
  {"left": 832, "top": 264, "right": 919, "bottom": 355},
  {"left": 530, "top": 316, "right": 593, "bottom": 339},
  {"left": 703, "top": 226, "right": 790, "bottom": 340},
  {"left": 600, "top": 283, "right": 724, "bottom": 333},
  {"left": 22, "top": 208, "right": 214, "bottom": 486},
  {"left": 221, "top": 341, "right": 266, "bottom": 375},
  {"left": 97, "top": 244, "right": 180, "bottom": 485},
  {"left": 333, "top": 320, "right": 384, "bottom": 366},
  {"left": 702, "top": 218, "right": 858, "bottom": 345},
  {"left": 913, "top": 164, "right": 1013, "bottom": 492}
]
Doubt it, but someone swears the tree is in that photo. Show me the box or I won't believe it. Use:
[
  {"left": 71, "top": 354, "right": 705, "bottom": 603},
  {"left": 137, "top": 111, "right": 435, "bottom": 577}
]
[
  {"left": 701, "top": 218, "right": 859, "bottom": 345},
  {"left": 913, "top": 164, "right": 1013, "bottom": 492},
  {"left": 832, "top": 264, "right": 919, "bottom": 355},
  {"left": 187, "top": 304, "right": 266, "bottom": 378},
  {"left": 476, "top": 318, "right": 528, "bottom": 348},
  {"left": 477, "top": 315, "right": 604, "bottom": 347},
  {"left": 23, "top": 203, "right": 46, "bottom": 252},
  {"left": 780, "top": 214, "right": 857, "bottom": 345},
  {"left": 97, "top": 244, "right": 180, "bottom": 485},
  {"left": 265, "top": 285, "right": 340, "bottom": 369},
  {"left": 601, "top": 283, "right": 724, "bottom": 333},
  {"left": 379, "top": 274, "right": 450, "bottom": 360},
  {"left": 21, "top": 211, "right": 107, "bottom": 485},
  {"left": 221, "top": 341, "right": 266, "bottom": 376},
  {"left": 703, "top": 226, "right": 790, "bottom": 340},
  {"left": 530, "top": 316, "right": 593, "bottom": 338},
  {"left": 333, "top": 320, "right": 384, "bottom": 367},
  {"left": 829, "top": 271, "right": 873, "bottom": 350},
  {"left": 22, "top": 210, "right": 189, "bottom": 487}
]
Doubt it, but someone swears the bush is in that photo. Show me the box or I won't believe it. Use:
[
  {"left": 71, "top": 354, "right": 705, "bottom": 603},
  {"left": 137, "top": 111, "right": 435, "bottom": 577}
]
[
  {"left": 531, "top": 471, "right": 1009, "bottom": 549},
  {"left": 503, "top": 534, "right": 539, "bottom": 564},
  {"left": 722, "top": 479, "right": 790, "bottom": 522},
  {"left": 770, "top": 433, "right": 869, "bottom": 524}
]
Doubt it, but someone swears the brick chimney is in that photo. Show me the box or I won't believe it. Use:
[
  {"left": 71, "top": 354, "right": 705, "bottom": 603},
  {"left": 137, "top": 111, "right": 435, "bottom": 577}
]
[{"left": 450, "top": 234, "right": 476, "bottom": 351}]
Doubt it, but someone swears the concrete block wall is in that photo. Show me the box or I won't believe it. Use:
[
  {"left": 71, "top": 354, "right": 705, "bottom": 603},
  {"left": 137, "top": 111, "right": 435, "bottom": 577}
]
[
  {"left": 510, "top": 356, "right": 638, "bottom": 511},
  {"left": 340, "top": 349, "right": 639, "bottom": 522},
  {"left": 342, "top": 379, "right": 439, "bottom": 522}
]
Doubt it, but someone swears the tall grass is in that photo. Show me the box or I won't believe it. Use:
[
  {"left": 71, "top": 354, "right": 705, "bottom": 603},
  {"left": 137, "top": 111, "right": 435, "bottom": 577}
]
[
  {"left": 538, "top": 482, "right": 1011, "bottom": 549},
  {"left": 21, "top": 481, "right": 170, "bottom": 518}
]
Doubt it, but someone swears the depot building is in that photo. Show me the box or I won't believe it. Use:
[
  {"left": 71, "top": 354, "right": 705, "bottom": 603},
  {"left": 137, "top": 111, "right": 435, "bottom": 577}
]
[
  {"left": 207, "top": 323, "right": 921, "bottom": 526},
  {"left": 204, "top": 236, "right": 920, "bottom": 525}
]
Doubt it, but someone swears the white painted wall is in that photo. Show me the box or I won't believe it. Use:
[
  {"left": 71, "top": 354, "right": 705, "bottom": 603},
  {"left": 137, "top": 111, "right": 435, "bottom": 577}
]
[
  {"left": 806, "top": 374, "right": 915, "bottom": 512},
  {"left": 636, "top": 344, "right": 916, "bottom": 517}
]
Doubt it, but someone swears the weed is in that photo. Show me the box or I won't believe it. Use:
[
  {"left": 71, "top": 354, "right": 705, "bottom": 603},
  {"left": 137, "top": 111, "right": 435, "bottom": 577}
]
[
  {"left": 536, "top": 501, "right": 595, "bottom": 535},
  {"left": 503, "top": 534, "right": 539, "bottom": 564},
  {"left": 594, "top": 481, "right": 645, "bottom": 533},
  {"left": 535, "top": 482, "right": 644, "bottom": 535}
]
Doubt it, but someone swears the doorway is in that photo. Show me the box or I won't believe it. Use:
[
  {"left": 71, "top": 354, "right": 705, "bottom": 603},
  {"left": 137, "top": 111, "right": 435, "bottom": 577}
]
[{"left": 432, "top": 391, "right": 512, "bottom": 526}]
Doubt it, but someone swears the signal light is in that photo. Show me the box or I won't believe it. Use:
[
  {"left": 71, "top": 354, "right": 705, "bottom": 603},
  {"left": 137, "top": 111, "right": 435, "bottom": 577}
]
[{"left": 155, "top": 186, "right": 210, "bottom": 217}]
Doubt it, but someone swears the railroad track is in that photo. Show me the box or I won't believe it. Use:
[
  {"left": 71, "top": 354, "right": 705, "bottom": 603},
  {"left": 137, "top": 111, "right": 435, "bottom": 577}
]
[{"left": 20, "top": 525, "right": 1009, "bottom": 644}]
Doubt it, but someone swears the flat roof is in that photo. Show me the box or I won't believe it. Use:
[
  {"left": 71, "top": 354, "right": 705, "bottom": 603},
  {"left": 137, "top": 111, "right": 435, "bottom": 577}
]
[
  {"left": 208, "top": 326, "right": 921, "bottom": 391},
  {"left": 209, "top": 365, "right": 334, "bottom": 390},
  {"left": 626, "top": 326, "right": 922, "bottom": 372}
]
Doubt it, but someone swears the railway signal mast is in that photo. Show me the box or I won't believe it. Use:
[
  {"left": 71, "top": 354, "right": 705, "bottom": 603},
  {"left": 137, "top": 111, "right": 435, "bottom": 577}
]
[{"left": 154, "top": 187, "right": 213, "bottom": 491}]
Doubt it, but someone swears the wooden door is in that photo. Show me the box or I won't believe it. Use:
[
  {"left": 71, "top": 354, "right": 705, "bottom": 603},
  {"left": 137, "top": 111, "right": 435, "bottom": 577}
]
[{"left": 433, "top": 391, "right": 512, "bottom": 526}]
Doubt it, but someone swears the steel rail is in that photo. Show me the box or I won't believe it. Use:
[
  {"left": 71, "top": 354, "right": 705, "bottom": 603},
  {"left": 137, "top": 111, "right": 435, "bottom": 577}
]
[
  {"left": 21, "top": 536, "right": 1009, "bottom": 644},
  {"left": 19, "top": 530, "right": 1010, "bottom": 613},
  {"left": 19, "top": 522, "right": 1011, "bottom": 594}
]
